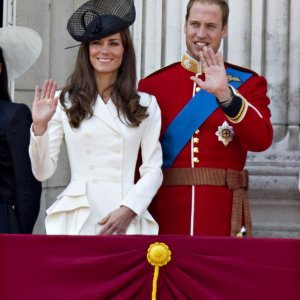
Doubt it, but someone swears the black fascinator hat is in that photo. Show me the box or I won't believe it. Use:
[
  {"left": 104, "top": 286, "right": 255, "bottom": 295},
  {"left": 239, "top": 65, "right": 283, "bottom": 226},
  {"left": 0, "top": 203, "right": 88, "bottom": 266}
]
[{"left": 67, "top": 0, "right": 136, "bottom": 43}]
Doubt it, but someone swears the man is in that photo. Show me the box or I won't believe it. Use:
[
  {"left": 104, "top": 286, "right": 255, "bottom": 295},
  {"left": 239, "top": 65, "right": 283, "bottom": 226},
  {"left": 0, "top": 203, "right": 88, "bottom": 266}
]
[{"left": 138, "top": 0, "right": 273, "bottom": 236}]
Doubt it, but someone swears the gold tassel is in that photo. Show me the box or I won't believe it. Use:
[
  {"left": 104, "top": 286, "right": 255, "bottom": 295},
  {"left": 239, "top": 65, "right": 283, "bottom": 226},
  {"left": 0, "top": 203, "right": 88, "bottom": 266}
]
[{"left": 147, "top": 242, "right": 172, "bottom": 300}]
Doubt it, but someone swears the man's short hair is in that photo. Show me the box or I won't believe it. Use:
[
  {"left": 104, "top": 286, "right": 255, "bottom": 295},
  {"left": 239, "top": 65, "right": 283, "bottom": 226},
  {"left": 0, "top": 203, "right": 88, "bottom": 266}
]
[{"left": 185, "top": 0, "right": 229, "bottom": 27}]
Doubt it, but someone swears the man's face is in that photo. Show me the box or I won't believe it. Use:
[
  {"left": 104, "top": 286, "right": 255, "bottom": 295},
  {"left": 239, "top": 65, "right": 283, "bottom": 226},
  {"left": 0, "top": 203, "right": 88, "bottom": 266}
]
[{"left": 184, "top": 2, "right": 227, "bottom": 60}]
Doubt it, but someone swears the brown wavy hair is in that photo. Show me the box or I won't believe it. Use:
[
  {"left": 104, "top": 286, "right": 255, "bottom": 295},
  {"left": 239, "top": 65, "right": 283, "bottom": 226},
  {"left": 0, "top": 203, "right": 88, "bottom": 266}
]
[{"left": 60, "top": 28, "right": 148, "bottom": 128}]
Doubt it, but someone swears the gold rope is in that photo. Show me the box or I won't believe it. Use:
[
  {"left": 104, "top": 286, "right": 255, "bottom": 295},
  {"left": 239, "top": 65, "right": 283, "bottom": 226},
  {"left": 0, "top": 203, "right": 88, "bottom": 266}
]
[
  {"left": 152, "top": 266, "right": 159, "bottom": 299},
  {"left": 147, "top": 242, "right": 172, "bottom": 300}
]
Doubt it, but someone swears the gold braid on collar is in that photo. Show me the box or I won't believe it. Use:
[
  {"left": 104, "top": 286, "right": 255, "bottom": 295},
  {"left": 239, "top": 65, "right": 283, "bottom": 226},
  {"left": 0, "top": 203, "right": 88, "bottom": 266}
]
[{"left": 181, "top": 53, "right": 202, "bottom": 73}]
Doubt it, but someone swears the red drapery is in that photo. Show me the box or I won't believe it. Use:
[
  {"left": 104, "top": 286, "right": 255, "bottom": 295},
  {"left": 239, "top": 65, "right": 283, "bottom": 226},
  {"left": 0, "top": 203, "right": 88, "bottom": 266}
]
[{"left": 0, "top": 235, "right": 299, "bottom": 299}]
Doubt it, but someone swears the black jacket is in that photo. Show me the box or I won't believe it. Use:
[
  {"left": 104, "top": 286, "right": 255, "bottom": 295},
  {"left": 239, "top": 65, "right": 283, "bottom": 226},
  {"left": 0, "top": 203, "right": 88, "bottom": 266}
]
[{"left": 0, "top": 99, "right": 41, "bottom": 233}]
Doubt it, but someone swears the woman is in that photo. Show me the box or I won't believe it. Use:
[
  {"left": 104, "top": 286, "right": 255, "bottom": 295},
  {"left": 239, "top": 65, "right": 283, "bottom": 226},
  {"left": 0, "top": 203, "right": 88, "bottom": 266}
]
[
  {"left": 0, "top": 26, "right": 42, "bottom": 233},
  {"left": 29, "top": 0, "right": 163, "bottom": 235}
]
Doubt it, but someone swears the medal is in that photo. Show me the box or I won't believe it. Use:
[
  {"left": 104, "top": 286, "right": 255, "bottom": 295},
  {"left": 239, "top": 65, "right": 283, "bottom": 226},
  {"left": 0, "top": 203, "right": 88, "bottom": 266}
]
[{"left": 215, "top": 121, "right": 234, "bottom": 146}]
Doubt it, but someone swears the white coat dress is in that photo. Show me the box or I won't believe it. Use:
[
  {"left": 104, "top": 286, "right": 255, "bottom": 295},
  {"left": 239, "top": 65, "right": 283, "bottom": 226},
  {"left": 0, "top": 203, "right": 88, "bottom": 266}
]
[{"left": 29, "top": 92, "right": 163, "bottom": 235}]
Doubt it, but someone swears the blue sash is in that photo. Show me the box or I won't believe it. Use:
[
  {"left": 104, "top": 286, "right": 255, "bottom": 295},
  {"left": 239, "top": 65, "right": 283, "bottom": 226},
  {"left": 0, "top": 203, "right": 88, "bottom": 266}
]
[{"left": 161, "top": 67, "right": 253, "bottom": 168}]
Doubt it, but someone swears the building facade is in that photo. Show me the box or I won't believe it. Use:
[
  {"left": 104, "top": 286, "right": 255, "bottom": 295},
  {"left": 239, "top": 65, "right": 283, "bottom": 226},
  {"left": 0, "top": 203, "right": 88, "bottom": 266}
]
[{"left": 5, "top": 0, "right": 300, "bottom": 237}]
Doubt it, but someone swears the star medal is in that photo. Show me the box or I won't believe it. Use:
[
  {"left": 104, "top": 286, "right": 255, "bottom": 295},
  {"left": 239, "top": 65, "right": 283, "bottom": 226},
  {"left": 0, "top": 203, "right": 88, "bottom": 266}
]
[{"left": 215, "top": 121, "right": 234, "bottom": 146}]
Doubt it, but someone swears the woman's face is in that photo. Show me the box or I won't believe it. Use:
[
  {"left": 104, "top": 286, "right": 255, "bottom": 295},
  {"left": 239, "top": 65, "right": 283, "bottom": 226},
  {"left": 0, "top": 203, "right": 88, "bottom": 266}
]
[{"left": 89, "top": 33, "right": 124, "bottom": 79}]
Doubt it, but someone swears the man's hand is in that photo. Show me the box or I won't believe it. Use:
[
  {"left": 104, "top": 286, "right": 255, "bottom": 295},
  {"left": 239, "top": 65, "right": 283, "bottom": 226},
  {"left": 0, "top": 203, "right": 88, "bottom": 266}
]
[{"left": 190, "top": 46, "right": 231, "bottom": 102}]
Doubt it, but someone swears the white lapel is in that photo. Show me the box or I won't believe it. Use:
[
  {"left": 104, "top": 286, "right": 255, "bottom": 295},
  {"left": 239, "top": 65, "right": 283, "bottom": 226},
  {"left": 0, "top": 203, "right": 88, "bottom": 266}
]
[{"left": 93, "top": 95, "right": 121, "bottom": 134}]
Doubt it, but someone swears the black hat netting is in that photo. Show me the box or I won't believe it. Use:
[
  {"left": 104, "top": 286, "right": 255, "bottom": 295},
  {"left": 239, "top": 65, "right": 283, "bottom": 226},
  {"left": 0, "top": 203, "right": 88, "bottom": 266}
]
[{"left": 67, "top": 0, "right": 135, "bottom": 42}]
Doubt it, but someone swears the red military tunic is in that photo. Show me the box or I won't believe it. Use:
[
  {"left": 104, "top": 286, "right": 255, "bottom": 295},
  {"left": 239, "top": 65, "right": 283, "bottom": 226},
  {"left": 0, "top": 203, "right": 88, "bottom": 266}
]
[{"left": 138, "top": 53, "right": 273, "bottom": 236}]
